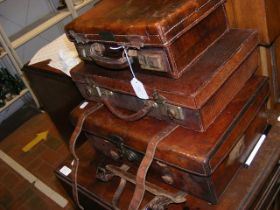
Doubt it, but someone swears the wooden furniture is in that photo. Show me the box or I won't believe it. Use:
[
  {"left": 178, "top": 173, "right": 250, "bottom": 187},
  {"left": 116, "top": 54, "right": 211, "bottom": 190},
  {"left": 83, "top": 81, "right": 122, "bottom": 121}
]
[
  {"left": 22, "top": 60, "right": 83, "bottom": 140},
  {"left": 55, "top": 112, "right": 280, "bottom": 210},
  {"left": 225, "top": 0, "right": 280, "bottom": 108},
  {"left": 257, "top": 38, "right": 280, "bottom": 107},
  {"left": 225, "top": 0, "right": 280, "bottom": 45}
]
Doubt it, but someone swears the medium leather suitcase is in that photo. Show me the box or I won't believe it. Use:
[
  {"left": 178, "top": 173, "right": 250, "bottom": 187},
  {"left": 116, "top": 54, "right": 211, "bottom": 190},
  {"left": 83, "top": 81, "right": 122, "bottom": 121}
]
[
  {"left": 225, "top": 0, "right": 280, "bottom": 46},
  {"left": 70, "top": 76, "right": 269, "bottom": 204},
  {"left": 71, "top": 29, "right": 259, "bottom": 131},
  {"left": 65, "top": 0, "right": 228, "bottom": 78}
]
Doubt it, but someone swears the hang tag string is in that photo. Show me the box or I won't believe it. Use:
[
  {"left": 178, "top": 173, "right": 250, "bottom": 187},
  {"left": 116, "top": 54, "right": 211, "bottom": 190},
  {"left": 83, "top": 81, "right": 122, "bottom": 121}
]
[
  {"left": 110, "top": 46, "right": 136, "bottom": 78},
  {"left": 110, "top": 46, "right": 149, "bottom": 100}
]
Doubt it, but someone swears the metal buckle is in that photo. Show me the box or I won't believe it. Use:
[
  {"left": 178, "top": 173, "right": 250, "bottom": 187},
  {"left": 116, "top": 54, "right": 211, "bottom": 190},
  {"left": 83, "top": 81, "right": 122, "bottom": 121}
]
[{"left": 96, "top": 167, "right": 114, "bottom": 182}]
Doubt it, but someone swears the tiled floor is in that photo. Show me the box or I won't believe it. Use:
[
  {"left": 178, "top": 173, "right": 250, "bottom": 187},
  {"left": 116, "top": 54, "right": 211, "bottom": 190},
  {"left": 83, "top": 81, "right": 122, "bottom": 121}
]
[{"left": 0, "top": 113, "right": 75, "bottom": 210}]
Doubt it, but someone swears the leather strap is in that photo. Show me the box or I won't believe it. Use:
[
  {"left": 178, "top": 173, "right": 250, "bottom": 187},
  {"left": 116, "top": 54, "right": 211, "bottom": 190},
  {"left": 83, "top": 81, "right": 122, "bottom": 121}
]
[
  {"left": 69, "top": 103, "right": 103, "bottom": 210},
  {"left": 128, "top": 124, "right": 178, "bottom": 210},
  {"left": 112, "top": 178, "right": 127, "bottom": 210},
  {"left": 112, "top": 165, "right": 130, "bottom": 210},
  {"left": 106, "top": 164, "right": 187, "bottom": 205},
  {"left": 102, "top": 97, "right": 154, "bottom": 121}
]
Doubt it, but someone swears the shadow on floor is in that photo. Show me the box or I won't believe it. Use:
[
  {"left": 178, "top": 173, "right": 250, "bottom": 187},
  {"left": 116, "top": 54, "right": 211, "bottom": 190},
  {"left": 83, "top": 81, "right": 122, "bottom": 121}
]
[{"left": 0, "top": 104, "right": 41, "bottom": 141}]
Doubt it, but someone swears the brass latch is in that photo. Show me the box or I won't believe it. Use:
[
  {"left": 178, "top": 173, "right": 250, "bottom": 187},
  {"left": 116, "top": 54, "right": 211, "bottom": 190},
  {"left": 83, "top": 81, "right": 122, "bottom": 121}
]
[
  {"left": 85, "top": 81, "right": 113, "bottom": 98},
  {"left": 153, "top": 91, "right": 185, "bottom": 121}
]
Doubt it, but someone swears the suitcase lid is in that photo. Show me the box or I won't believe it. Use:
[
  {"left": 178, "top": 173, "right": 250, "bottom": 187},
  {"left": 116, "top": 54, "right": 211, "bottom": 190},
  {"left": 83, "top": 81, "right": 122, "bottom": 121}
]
[
  {"left": 71, "top": 29, "right": 258, "bottom": 109},
  {"left": 65, "top": 0, "right": 225, "bottom": 46},
  {"left": 71, "top": 76, "right": 269, "bottom": 176}
]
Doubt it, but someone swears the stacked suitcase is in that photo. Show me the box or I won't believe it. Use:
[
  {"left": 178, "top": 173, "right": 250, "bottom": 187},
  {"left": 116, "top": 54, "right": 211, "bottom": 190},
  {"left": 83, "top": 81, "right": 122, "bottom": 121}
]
[{"left": 64, "top": 0, "right": 269, "bottom": 209}]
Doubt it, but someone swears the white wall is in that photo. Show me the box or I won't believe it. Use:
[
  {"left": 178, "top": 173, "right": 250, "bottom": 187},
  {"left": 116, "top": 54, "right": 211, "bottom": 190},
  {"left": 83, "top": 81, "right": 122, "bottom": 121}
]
[
  {"left": 0, "top": 0, "right": 93, "bottom": 123},
  {"left": 0, "top": 0, "right": 65, "bottom": 63}
]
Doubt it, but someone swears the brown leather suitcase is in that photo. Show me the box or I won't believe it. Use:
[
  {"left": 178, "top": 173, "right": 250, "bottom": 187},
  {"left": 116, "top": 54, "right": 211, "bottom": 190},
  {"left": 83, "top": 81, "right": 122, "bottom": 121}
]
[
  {"left": 71, "top": 29, "right": 259, "bottom": 131},
  {"left": 56, "top": 118, "right": 280, "bottom": 210},
  {"left": 65, "top": 0, "right": 228, "bottom": 78},
  {"left": 70, "top": 75, "right": 269, "bottom": 204}
]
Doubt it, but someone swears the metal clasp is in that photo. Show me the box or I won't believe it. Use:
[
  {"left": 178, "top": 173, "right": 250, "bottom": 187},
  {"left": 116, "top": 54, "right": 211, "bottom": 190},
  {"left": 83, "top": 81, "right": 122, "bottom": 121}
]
[
  {"left": 85, "top": 80, "right": 113, "bottom": 98},
  {"left": 153, "top": 91, "right": 184, "bottom": 121}
]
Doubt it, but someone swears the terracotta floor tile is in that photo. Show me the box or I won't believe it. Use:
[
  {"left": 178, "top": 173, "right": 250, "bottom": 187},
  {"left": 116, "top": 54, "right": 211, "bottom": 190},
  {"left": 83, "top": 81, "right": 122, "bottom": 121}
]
[
  {"left": 0, "top": 170, "right": 23, "bottom": 191},
  {"left": 57, "top": 142, "right": 71, "bottom": 157},
  {"left": 25, "top": 155, "right": 45, "bottom": 173},
  {"left": 0, "top": 114, "right": 63, "bottom": 151},
  {"left": 12, "top": 181, "right": 32, "bottom": 201},
  {"left": 49, "top": 175, "right": 65, "bottom": 192},
  {"left": 9, "top": 202, "right": 30, "bottom": 210},
  {"left": 0, "top": 113, "right": 75, "bottom": 210},
  {"left": 14, "top": 187, "right": 35, "bottom": 205},
  {"left": 0, "top": 142, "right": 17, "bottom": 154},
  {"left": 0, "top": 184, "right": 13, "bottom": 209},
  {"left": 0, "top": 161, "right": 10, "bottom": 178},
  {"left": 40, "top": 146, "right": 65, "bottom": 168},
  {"left": 25, "top": 192, "right": 52, "bottom": 210},
  {"left": 16, "top": 145, "right": 47, "bottom": 168},
  {"left": 45, "top": 134, "right": 64, "bottom": 151},
  {"left": 33, "top": 162, "right": 56, "bottom": 184}
]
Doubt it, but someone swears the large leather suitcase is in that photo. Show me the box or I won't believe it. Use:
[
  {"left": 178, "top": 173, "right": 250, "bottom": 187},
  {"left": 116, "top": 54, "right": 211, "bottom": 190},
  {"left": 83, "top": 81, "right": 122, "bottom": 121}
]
[
  {"left": 70, "top": 76, "right": 269, "bottom": 204},
  {"left": 56, "top": 118, "right": 280, "bottom": 210},
  {"left": 71, "top": 29, "right": 259, "bottom": 131},
  {"left": 65, "top": 0, "right": 228, "bottom": 78}
]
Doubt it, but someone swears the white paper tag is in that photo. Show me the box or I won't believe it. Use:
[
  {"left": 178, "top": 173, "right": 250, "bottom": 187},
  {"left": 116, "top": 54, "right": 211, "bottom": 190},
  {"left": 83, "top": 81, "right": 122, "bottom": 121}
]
[
  {"left": 130, "top": 78, "right": 149, "bottom": 100},
  {"left": 277, "top": 115, "right": 280, "bottom": 122},
  {"left": 79, "top": 101, "right": 88, "bottom": 109},
  {"left": 59, "top": 166, "right": 72, "bottom": 176}
]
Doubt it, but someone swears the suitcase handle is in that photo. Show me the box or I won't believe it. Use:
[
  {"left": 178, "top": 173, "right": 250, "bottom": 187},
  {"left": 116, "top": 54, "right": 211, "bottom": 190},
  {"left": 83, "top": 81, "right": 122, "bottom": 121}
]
[
  {"left": 101, "top": 97, "right": 155, "bottom": 121},
  {"left": 91, "top": 45, "right": 129, "bottom": 69}
]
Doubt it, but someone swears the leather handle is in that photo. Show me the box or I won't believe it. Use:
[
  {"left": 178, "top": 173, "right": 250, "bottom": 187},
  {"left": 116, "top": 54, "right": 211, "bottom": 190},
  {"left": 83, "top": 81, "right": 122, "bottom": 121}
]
[
  {"left": 91, "top": 51, "right": 129, "bottom": 69},
  {"left": 101, "top": 97, "right": 154, "bottom": 121}
]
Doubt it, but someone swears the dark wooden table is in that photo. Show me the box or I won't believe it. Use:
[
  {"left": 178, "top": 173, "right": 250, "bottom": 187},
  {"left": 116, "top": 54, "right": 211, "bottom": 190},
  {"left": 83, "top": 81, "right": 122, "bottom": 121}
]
[
  {"left": 22, "top": 61, "right": 84, "bottom": 140},
  {"left": 55, "top": 113, "right": 280, "bottom": 210}
]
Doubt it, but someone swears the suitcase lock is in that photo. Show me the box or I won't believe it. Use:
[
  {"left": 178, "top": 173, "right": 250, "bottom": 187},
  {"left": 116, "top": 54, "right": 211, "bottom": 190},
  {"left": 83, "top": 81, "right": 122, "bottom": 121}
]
[
  {"left": 108, "top": 135, "right": 141, "bottom": 162},
  {"left": 90, "top": 43, "right": 106, "bottom": 56},
  {"left": 85, "top": 82, "right": 113, "bottom": 98},
  {"left": 153, "top": 92, "right": 185, "bottom": 121}
]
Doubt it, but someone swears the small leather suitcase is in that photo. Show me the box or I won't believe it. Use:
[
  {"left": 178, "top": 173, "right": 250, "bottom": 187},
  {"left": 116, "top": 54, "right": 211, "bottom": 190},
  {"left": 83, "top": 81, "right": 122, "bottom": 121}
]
[
  {"left": 65, "top": 0, "right": 228, "bottom": 78},
  {"left": 71, "top": 29, "right": 259, "bottom": 131},
  {"left": 70, "top": 76, "right": 269, "bottom": 203}
]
